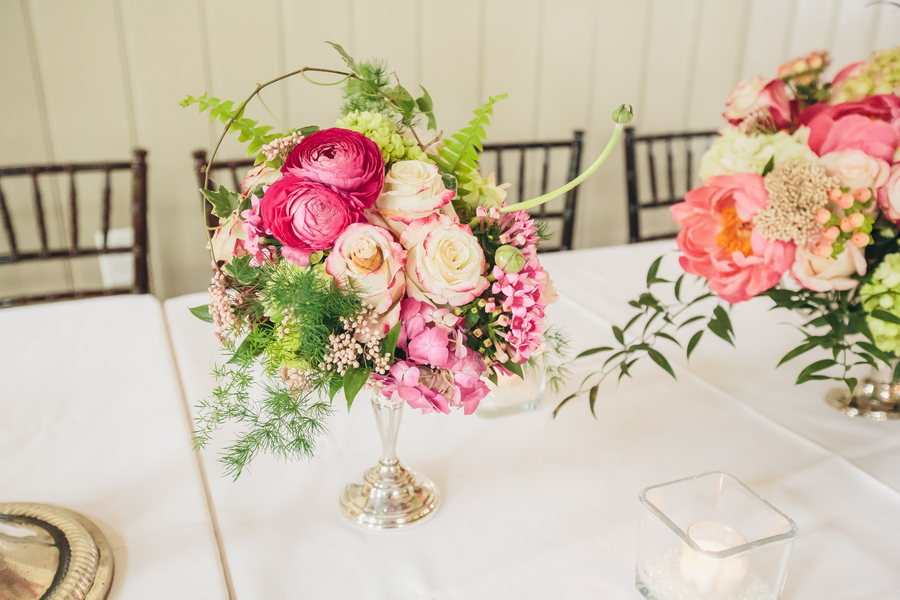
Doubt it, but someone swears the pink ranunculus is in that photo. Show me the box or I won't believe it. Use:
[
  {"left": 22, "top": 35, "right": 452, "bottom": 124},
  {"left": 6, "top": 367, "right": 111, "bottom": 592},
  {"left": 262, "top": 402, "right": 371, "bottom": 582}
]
[
  {"left": 211, "top": 211, "right": 247, "bottom": 265},
  {"left": 878, "top": 164, "right": 900, "bottom": 223},
  {"left": 819, "top": 149, "right": 890, "bottom": 190},
  {"left": 282, "top": 128, "right": 385, "bottom": 212},
  {"left": 792, "top": 239, "right": 866, "bottom": 292},
  {"left": 373, "top": 160, "right": 457, "bottom": 236},
  {"left": 326, "top": 223, "right": 406, "bottom": 339},
  {"left": 260, "top": 175, "right": 354, "bottom": 266},
  {"left": 800, "top": 95, "right": 900, "bottom": 162},
  {"left": 672, "top": 173, "right": 795, "bottom": 304},
  {"left": 400, "top": 214, "right": 489, "bottom": 307}
]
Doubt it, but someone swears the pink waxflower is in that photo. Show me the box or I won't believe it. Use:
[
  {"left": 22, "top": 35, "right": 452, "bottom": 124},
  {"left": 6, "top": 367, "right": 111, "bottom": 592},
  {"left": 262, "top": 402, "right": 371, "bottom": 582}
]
[
  {"left": 326, "top": 223, "right": 406, "bottom": 339},
  {"left": 491, "top": 258, "right": 549, "bottom": 363},
  {"left": 260, "top": 175, "right": 354, "bottom": 266},
  {"left": 282, "top": 128, "right": 385, "bottom": 212},
  {"left": 400, "top": 214, "right": 489, "bottom": 307},
  {"left": 800, "top": 95, "right": 900, "bottom": 162},
  {"left": 240, "top": 194, "right": 268, "bottom": 266},
  {"left": 672, "top": 173, "right": 795, "bottom": 304}
]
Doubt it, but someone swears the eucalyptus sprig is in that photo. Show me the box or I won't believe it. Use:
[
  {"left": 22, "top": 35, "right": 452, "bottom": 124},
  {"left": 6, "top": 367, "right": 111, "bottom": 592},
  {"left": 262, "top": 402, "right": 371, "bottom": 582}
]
[{"left": 553, "top": 255, "right": 731, "bottom": 418}]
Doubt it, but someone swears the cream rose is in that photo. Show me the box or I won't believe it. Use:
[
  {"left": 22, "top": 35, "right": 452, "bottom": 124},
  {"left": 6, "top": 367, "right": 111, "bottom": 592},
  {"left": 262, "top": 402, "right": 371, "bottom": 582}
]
[
  {"left": 241, "top": 164, "right": 281, "bottom": 195},
  {"left": 374, "top": 160, "right": 456, "bottom": 235},
  {"left": 792, "top": 240, "right": 866, "bottom": 292},
  {"left": 400, "top": 214, "right": 489, "bottom": 307},
  {"left": 819, "top": 149, "right": 890, "bottom": 191},
  {"left": 210, "top": 211, "right": 247, "bottom": 265},
  {"left": 878, "top": 164, "right": 900, "bottom": 222},
  {"left": 326, "top": 223, "right": 407, "bottom": 339},
  {"left": 724, "top": 77, "right": 768, "bottom": 122}
]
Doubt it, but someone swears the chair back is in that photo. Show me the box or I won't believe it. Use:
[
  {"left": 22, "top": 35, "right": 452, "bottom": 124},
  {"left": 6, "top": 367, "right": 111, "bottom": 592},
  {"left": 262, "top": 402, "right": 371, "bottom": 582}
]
[
  {"left": 481, "top": 131, "right": 584, "bottom": 252},
  {"left": 0, "top": 149, "right": 149, "bottom": 307},
  {"left": 624, "top": 127, "right": 717, "bottom": 243}
]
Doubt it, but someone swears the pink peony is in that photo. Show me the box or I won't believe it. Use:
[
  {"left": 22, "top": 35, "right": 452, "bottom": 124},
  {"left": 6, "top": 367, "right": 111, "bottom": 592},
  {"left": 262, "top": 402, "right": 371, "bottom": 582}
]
[
  {"left": 260, "top": 175, "right": 354, "bottom": 266},
  {"left": 282, "top": 128, "right": 385, "bottom": 212},
  {"left": 800, "top": 95, "right": 900, "bottom": 162},
  {"left": 325, "top": 223, "right": 406, "bottom": 339},
  {"left": 878, "top": 164, "right": 900, "bottom": 223},
  {"left": 210, "top": 211, "right": 247, "bottom": 265},
  {"left": 672, "top": 173, "right": 795, "bottom": 304},
  {"left": 400, "top": 214, "right": 489, "bottom": 307}
]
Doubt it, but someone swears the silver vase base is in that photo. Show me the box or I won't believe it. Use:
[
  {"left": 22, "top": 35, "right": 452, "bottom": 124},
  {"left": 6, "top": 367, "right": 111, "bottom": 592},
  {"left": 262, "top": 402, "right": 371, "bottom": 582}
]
[
  {"left": 340, "top": 460, "right": 440, "bottom": 530},
  {"left": 826, "top": 377, "right": 900, "bottom": 421}
]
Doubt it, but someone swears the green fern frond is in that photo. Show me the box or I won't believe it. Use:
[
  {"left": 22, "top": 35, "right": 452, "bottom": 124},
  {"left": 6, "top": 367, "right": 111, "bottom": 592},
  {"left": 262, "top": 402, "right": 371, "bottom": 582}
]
[{"left": 434, "top": 94, "right": 507, "bottom": 197}]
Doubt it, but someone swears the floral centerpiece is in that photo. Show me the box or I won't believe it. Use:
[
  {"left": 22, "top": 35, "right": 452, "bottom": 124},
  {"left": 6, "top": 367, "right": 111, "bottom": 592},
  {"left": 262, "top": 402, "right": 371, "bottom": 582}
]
[
  {"left": 183, "top": 42, "right": 629, "bottom": 526},
  {"left": 561, "top": 47, "right": 900, "bottom": 419}
]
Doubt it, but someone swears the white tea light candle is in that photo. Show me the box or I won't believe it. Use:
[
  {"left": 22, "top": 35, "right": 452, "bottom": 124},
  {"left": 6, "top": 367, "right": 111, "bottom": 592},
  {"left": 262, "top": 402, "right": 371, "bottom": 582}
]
[{"left": 679, "top": 521, "right": 750, "bottom": 597}]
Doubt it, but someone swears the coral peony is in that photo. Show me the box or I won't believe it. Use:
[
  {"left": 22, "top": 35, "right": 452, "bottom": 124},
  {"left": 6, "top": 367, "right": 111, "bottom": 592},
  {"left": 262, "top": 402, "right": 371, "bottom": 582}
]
[
  {"left": 282, "top": 127, "right": 385, "bottom": 212},
  {"left": 326, "top": 223, "right": 407, "bottom": 339},
  {"left": 260, "top": 175, "right": 353, "bottom": 266},
  {"left": 672, "top": 173, "right": 795, "bottom": 304}
]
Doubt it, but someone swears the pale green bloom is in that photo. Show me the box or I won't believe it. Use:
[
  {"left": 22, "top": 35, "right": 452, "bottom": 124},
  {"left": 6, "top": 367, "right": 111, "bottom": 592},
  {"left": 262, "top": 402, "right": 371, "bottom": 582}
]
[
  {"left": 335, "top": 110, "right": 432, "bottom": 165},
  {"left": 699, "top": 127, "right": 817, "bottom": 181},
  {"left": 831, "top": 46, "right": 900, "bottom": 103},
  {"left": 861, "top": 252, "right": 900, "bottom": 355},
  {"left": 460, "top": 171, "right": 510, "bottom": 208}
]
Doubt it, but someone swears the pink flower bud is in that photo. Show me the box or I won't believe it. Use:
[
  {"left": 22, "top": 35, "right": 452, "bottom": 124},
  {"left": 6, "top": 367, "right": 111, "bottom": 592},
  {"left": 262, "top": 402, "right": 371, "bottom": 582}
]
[
  {"left": 793, "top": 59, "right": 809, "bottom": 73},
  {"left": 828, "top": 188, "right": 842, "bottom": 201},
  {"left": 778, "top": 64, "right": 792, "bottom": 78},
  {"left": 849, "top": 212, "right": 865, "bottom": 228},
  {"left": 815, "top": 243, "right": 832, "bottom": 257},
  {"left": 808, "top": 55, "right": 823, "bottom": 69},
  {"left": 840, "top": 218, "right": 854, "bottom": 232},
  {"left": 838, "top": 193, "right": 855, "bottom": 209},
  {"left": 815, "top": 208, "right": 831, "bottom": 224},
  {"left": 853, "top": 187, "right": 872, "bottom": 201},
  {"left": 824, "top": 226, "right": 840, "bottom": 241},
  {"left": 851, "top": 232, "right": 869, "bottom": 247}
]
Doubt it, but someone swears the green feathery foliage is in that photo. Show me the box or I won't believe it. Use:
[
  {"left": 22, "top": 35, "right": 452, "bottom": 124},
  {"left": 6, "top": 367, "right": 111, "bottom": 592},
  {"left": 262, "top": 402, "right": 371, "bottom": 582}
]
[
  {"left": 340, "top": 59, "right": 392, "bottom": 117},
  {"left": 434, "top": 94, "right": 508, "bottom": 198},
  {"left": 262, "top": 263, "right": 362, "bottom": 367},
  {"left": 179, "top": 93, "right": 281, "bottom": 162}
]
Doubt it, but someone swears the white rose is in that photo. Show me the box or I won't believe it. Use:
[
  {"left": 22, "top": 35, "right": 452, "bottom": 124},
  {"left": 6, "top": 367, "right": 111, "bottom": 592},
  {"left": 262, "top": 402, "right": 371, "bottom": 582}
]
[
  {"left": 724, "top": 77, "right": 768, "bottom": 121},
  {"left": 819, "top": 149, "right": 890, "bottom": 191},
  {"left": 373, "top": 161, "right": 456, "bottom": 236},
  {"left": 877, "top": 163, "right": 900, "bottom": 222},
  {"left": 792, "top": 241, "right": 866, "bottom": 292},
  {"left": 699, "top": 127, "right": 817, "bottom": 181}
]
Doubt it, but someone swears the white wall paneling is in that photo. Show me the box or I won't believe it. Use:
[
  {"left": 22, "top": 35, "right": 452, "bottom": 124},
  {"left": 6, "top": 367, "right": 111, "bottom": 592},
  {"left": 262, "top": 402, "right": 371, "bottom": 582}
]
[{"left": 1, "top": 0, "right": 896, "bottom": 298}]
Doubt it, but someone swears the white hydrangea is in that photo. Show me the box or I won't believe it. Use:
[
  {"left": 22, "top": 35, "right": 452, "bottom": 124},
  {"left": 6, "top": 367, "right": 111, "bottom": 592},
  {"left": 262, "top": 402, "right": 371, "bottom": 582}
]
[{"left": 699, "top": 126, "right": 817, "bottom": 181}]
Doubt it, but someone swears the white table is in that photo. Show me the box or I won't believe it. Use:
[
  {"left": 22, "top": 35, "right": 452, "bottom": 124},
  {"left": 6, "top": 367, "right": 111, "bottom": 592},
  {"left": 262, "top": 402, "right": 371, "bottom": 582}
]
[
  {"left": 165, "top": 243, "right": 900, "bottom": 600},
  {"left": 0, "top": 295, "right": 229, "bottom": 599}
]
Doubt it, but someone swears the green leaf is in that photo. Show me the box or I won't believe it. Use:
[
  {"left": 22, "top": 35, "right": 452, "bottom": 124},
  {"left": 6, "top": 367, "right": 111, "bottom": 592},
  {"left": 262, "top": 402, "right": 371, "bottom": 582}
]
[
  {"left": 677, "top": 315, "right": 705, "bottom": 330},
  {"left": 761, "top": 155, "right": 775, "bottom": 176},
  {"left": 502, "top": 360, "right": 524, "bottom": 379},
  {"left": 424, "top": 111, "right": 437, "bottom": 131},
  {"left": 655, "top": 332, "right": 682, "bottom": 347},
  {"left": 343, "top": 367, "right": 371, "bottom": 410},
  {"left": 713, "top": 306, "right": 734, "bottom": 335},
  {"left": 227, "top": 335, "right": 262, "bottom": 365},
  {"left": 686, "top": 330, "right": 703, "bottom": 360},
  {"left": 435, "top": 94, "right": 507, "bottom": 193},
  {"left": 647, "top": 348, "right": 676, "bottom": 379},
  {"left": 856, "top": 341, "right": 894, "bottom": 365},
  {"left": 674, "top": 274, "right": 685, "bottom": 301},
  {"left": 441, "top": 173, "right": 458, "bottom": 191},
  {"left": 871, "top": 309, "right": 900, "bottom": 326},
  {"left": 588, "top": 384, "right": 599, "bottom": 419},
  {"left": 849, "top": 312, "right": 875, "bottom": 344},
  {"left": 622, "top": 313, "right": 642, "bottom": 333},
  {"left": 613, "top": 326, "right": 625, "bottom": 345},
  {"left": 646, "top": 256, "right": 666, "bottom": 286},
  {"left": 189, "top": 304, "right": 213, "bottom": 323},
  {"left": 328, "top": 376, "right": 343, "bottom": 402},
  {"left": 325, "top": 41, "right": 357, "bottom": 72},
  {"left": 708, "top": 315, "right": 734, "bottom": 346},
  {"left": 224, "top": 255, "right": 258, "bottom": 285},
  {"left": 845, "top": 377, "right": 858, "bottom": 393},
  {"left": 466, "top": 308, "right": 480, "bottom": 328},
  {"left": 777, "top": 342, "right": 817, "bottom": 367},
  {"left": 298, "top": 125, "right": 320, "bottom": 136},
  {"left": 575, "top": 346, "right": 612, "bottom": 360},
  {"left": 796, "top": 359, "right": 837, "bottom": 384},
  {"left": 893, "top": 361, "right": 900, "bottom": 384},
  {"left": 380, "top": 321, "right": 402, "bottom": 357},
  {"left": 416, "top": 85, "right": 434, "bottom": 113},
  {"left": 552, "top": 392, "right": 579, "bottom": 418},
  {"left": 488, "top": 369, "right": 499, "bottom": 386},
  {"left": 201, "top": 187, "right": 240, "bottom": 219}
]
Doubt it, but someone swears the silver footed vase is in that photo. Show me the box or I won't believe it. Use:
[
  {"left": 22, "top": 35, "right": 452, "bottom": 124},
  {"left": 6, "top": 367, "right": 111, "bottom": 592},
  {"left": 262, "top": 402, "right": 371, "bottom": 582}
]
[
  {"left": 826, "top": 371, "right": 900, "bottom": 421},
  {"left": 339, "top": 392, "right": 440, "bottom": 529}
]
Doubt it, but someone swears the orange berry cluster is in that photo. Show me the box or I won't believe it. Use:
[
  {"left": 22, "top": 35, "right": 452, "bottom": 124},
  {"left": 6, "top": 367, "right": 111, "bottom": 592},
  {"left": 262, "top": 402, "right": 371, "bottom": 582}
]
[{"left": 813, "top": 186, "right": 875, "bottom": 258}]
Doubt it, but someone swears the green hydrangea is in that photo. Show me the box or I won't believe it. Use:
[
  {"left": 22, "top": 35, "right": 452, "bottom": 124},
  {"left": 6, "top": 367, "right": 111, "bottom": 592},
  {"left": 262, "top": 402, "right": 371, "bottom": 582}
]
[
  {"left": 832, "top": 46, "right": 900, "bottom": 103},
  {"left": 460, "top": 171, "right": 510, "bottom": 209},
  {"left": 861, "top": 252, "right": 900, "bottom": 354},
  {"left": 335, "top": 110, "right": 431, "bottom": 165}
]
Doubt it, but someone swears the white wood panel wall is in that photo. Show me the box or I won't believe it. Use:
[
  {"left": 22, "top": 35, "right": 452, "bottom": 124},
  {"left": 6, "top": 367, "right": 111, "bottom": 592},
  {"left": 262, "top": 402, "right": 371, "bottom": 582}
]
[{"left": 2, "top": 0, "right": 899, "bottom": 299}]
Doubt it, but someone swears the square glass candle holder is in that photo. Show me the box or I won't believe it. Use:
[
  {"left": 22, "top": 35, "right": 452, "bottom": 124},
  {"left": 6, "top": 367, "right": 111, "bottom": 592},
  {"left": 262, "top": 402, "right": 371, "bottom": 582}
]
[{"left": 636, "top": 472, "right": 797, "bottom": 600}]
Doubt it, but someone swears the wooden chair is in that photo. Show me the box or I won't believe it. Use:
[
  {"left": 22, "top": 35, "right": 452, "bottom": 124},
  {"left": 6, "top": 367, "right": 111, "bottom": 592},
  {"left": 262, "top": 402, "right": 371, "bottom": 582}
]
[
  {"left": 0, "top": 149, "right": 149, "bottom": 308},
  {"left": 481, "top": 131, "right": 584, "bottom": 252},
  {"left": 624, "top": 127, "right": 718, "bottom": 243},
  {"left": 193, "top": 129, "right": 585, "bottom": 252}
]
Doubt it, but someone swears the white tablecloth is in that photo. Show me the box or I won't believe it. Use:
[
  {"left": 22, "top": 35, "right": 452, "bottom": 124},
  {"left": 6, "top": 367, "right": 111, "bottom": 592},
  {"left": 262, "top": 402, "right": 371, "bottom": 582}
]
[
  {"left": 165, "top": 243, "right": 900, "bottom": 600},
  {"left": 0, "top": 295, "right": 229, "bottom": 599}
]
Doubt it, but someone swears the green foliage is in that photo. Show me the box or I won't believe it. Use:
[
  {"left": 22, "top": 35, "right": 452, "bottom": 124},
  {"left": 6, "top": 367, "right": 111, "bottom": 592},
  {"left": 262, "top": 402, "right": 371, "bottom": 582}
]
[
  {"left": 339, "top": 58, "right": 392, "bottom": 116},
  {"left": 180, "top": 93, "right": 281, "bottom": 159},
  {"left": 189, "top": 304, "right": 213, "bottom": 323},
  {"left": 434, "top": 94, "right": 507, "bottom": 197},
  {"left": 553, "top": 255, "right": 725, "bottom": 418},
  {"left": 201, "top": 186, "right": 241, "bottom": 220}
]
